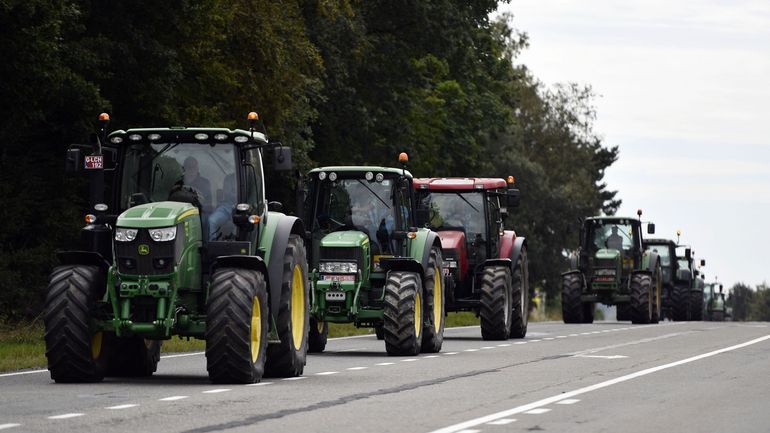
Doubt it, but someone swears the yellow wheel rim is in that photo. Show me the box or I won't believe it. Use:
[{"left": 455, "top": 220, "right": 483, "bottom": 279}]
[
  {"left": 290, "top": 265, "right": 306, "bottom": 350},
  {"left": 250, "top": 297, "right": 262, "bottom": 363},
  {"left": 317, "top": 319, "right": 325, "bottom": 333},
  {"left": 91, "top": 332, "right": 103, "bottom": 360},
  {"left": 414, "top": 290, "right": 422, "bottom": 336},
  {"left": 433, "top": 266, "right": 442, "bottom": 330}
]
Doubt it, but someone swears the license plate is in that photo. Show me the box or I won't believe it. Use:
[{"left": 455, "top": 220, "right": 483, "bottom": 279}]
[
  {"left": 84, "top": 155, "right": 103, "bottom": 169},
  {"left": 319, "top": 274, "right": 355, "bottom": 282}
]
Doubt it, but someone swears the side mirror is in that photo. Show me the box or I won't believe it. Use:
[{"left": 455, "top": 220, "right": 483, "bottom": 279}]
[
  {"left": 647, "top": 223, "right": 655, "bottom": 234},
  {"left": 700, "top": 259, "right": 705, "bottom": 267},
  {"left": 65, "top": 148, "right": 82, "bottom": 173},
  {"left": 268, "top": 201, "right": 284, "bottom": 212},
  {"left": 506, "top": 188, "right": 520, "bottom": 208},
  {"left": 273, "top": 146, "right": 293, "bottom": 171}
]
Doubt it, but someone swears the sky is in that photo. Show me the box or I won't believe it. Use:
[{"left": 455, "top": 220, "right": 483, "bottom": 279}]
[{"left": 496, "top": 0, "right": 770, "bottom": 290}]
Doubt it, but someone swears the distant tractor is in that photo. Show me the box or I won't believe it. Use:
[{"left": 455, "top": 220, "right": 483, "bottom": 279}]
[
  {"left": 301, "top": 155, "right": 445, "bottom": 355},
  {"left": 643, "top": 238, "right": 678, "bottom": 319},
  {"left": 671, "top": 237, "right": 706, "bottom": 321},
  {"left": 44, "top": 113, "right": 309, "bottom": 384},
  {"left": 704, "top": 282, "right": 727, "bottom": 321},
  {"left": 563, "top": 212, "right": 662, "bottom": 324},
  {"left": 413, "top": 177, "right": 529, "bottom": 340}
]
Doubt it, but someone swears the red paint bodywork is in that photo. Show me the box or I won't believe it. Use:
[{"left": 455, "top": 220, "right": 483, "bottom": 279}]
[
  {"left": 498, "top": 230, "right": 517, "bottom": 260},
  {"left": 436, "top": 230, "right": 469, "bottom": 280},
  {"left": 413, "top": 178, "right": 507, "bottom": 190}
]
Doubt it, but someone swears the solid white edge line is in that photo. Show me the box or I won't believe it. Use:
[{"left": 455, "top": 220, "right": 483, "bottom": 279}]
[{"left": 428, "top": 334, "right": 770, "bottom": 433}]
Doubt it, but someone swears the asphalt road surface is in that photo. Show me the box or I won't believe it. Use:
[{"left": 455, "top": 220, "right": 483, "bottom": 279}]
[{"left": 2, "top": 321, "right": 769, "bottom": 432}]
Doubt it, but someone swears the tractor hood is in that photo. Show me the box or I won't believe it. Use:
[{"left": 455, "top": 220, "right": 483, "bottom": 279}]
[
  {"left": 117, "top": 201, "right": 199, "bottom": 228},
  {"left": 320, "top": 231, "right": 370, "bottom": 248},
  {"left": 437, "top": 230, "right": 466, "bottom": 252}
]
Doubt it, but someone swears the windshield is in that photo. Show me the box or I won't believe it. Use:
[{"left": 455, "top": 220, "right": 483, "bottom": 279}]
[
  {"left": 417, "top": 192, "right": 485, "bottom": 239},
  {"left": 678, "top": 258, "right": 690, "bottom": 270},
  {"left": 646, "top": 244, "right": 671, "bottom": 266},
  {"left": 120, "top": 142, "right": 238, "bottom": 216},
  {"left": 312, "top": 177, "right": 397, "bottom": 253},
  {"left": 593, "top": 223, "right": 634, "bottom": 251}
]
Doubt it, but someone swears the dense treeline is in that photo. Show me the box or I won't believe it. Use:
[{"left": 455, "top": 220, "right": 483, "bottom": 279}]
[
  {"left": 0, "top": 0, "right": 618, "bottom": 318},
  {"left": 728, "top": 283, "right": 770, "bottom": 321}
]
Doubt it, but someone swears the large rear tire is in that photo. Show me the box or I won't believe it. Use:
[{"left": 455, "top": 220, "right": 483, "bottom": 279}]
[
  {"left": 44, "top": 265, "right": 108, "bottom": 383},
  {"left": 374, "top": 325, "right": 385, "bottom": 340},
  {"left": 106, "top": 336, "right": 161, "bottom": 377},
  {"left": 689, "top": 291, "right": 704, "bottom": 321},
  {"left": 206, "top": 268, "right": 268, "bottom": 384},
  {"left": 421, "top": 247, "right": 445, "bottom": 352},
  {"left": 266, "top": 235, "right": 310, "bottom": 377},
  {"left": 561, "top": 272, "right": 585, "bottom": 324},
  {"left": 383, "top": 271, "right": 423, "bottom": 356},
  {"left": 670, "top": 284, "right": 688, "bottom": 321},
  {"left": 630, "top": 273, "right": 653, "bottom": 324},
  {"left": 651, "top": 264, "right": 662, "bottom": 324},
  {"left": 510, "top": 248, "right": 529, "bottom": 338},
  {"left": 479, "top": 266, "right": 512, "bottom": 340},
  {"left": 308, "top": 317, "right": 328, "bottom": 353}
]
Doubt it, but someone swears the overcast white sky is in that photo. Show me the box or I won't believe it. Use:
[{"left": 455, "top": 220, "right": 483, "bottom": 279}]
[{"left": 497, "top": 0, "right": 770, "bottom": 290}]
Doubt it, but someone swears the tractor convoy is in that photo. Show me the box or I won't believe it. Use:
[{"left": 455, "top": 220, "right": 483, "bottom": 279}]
[{"left": 43, "top": 112, "right": 720, "bottom": 383}]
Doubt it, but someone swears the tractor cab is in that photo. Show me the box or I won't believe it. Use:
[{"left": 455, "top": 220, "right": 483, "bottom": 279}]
[
  {"left": 643, "top": 239, "right": 677, "bottom": 285},
  {"left": 579, "top": 216, "right": 646, "bottom": 290}
]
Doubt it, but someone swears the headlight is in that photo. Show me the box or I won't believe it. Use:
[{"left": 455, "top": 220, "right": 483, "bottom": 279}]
[
  {"left": 319, "top": 261, "right": 358, "bottom": 274},
  {"left": 115, "top": 228, "right": 138, "bottom": 242},
  {"left": 149, "top": 226, "right": 177, "bottom": 242}
]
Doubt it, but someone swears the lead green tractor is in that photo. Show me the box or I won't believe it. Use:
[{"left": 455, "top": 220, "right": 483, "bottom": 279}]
[
  {"left": 44, "top": 113, "right": 309, "bottom": 384},
  {"left": 562, "top": 212, "right": 662, "bottom": 324},
  {"left": 300, "top": 155, "right": 445, "bottom": 355}
]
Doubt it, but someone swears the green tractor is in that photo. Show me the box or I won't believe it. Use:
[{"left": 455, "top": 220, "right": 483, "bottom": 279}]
[
  {"left": 44, "top": 113, "right": 309, "bottom": 384},
  {"left": 703, "top": 282, "right": 727, "bottom": 321},
  {"left": 562, "top": 211, "right": 662, "bottom": 324},
  {"left": 643, "top": 237, "right": 678, "bottom": 320},
  {"left": 300, "top": 154, "right": 445, "bottom": 355},
  {"left": 670, "top": 239, "right": 706, "bottom": 321}
]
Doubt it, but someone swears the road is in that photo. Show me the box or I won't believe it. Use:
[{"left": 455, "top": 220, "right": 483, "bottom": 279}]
[{"left": 1, "top": 321, "right": 769, "bottom": 432}]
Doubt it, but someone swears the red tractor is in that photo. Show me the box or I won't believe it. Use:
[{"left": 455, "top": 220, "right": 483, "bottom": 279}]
[{"left": 414, "top": 177, "right": 529, "bottom": 339}]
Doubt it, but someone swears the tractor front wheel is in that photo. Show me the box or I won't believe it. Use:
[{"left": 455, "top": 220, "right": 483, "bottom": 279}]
[
  {"left": 383, "top": 271, "right": 423, "bottom": 356},
  {"left": 421, "top": 247, "right": 445, "bottom": 352},
  {"left": 689, "top": 291, "right": 704, "bottom": 321},
  {"left": 509, "top": 248, "right": 529, "bottom": 338},
  {"left": 308, "top": 317, "right": 328, "bottom": 353},
  {"left": 206, "top": 268, "right": 268, "bottom": 384},
  {"left": 479, "top": 266, "right": 512, "bottom": 340},
  {"left": 670, "top": 284, "right": 689, "bottom": 321},
  {"left": 561, "top": 272, "right": 585, "bottom": 324},
  {"left": 266, "top": 235, "right": 310, "bottom": 377},
  {"left": 44, "top": 265, "right": 108, "bottom": 383},
  {"left": 630, "top": 273, "right": 654, "bottom": 324}
]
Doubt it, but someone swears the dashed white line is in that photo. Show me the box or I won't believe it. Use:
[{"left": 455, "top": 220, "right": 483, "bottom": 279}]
[
  {"left": 569, "top": 334, "right": 579, "bottom": 337},
  {"left": 557, "top": 399, "right": 581, "bottom": 405},
  {"left": 529, "top": 339, "right": 542, "bottom": 343},
  {"left": 246, "top": 382, "right": 273, "bottom": 387},
  {"left": 282, "top": 376, "right": 308, "bottom": 381},
  {"left": 497, "top": 343, "right": 511, "bottom": 347},
  {"left": 556, "top": 336, "right": 567, "bottom": 338},
  {"left": 48, "top": 413, "right": 84, "bottom": 420},
  {"left": 159, "top": 396, "right": 189, "bottom": 401},
  {"left": 424, "top": 355, "right": 440, "bottom": 358},
  {"left": 524, "top": 408, "right": 551, "bottom": 415},
  {"left": 376, "top": 362, "right": 395, "bottom": 366},
  {"left": 486, "top": 419, "right": 516, "bottom": 425},
  {"left": 464, "top": 349, "right": 480, "bottom": 352},
  {"left": 401, "top": 358, "right": 419, "bottom": 362},
  {"left": 0, "top": 424, "right": 21, "bottom": 430},
  {"left": 105, "top": 404, "right": 138, "bottom": 410},
  {"left": 444, "top": 352, "right": 460, "bottom": 355},
  {"left": 543, "top": 338, "right": 555, "bottom": 341},
  {"left": 202, "top": 388, "right": 231, "bottom": 393},
  {"left": 347, "top": 366, "right": 368, "bottom": 370},
  {"left": 315, "top": 371, "right": 339, "bottom": 375},
  {"left": 480, "top": 346, "right": 495, "bottom": 349},
  {"left": 580, "top": 332, "right": 592, "bottom": 335},
  {"left": 514, "top": 341, "right": 527, "bottom": 345}
]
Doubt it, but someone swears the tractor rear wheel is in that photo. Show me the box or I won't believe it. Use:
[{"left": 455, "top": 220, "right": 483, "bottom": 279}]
[
  {"left": 561, "top": 272, "right": 585, "bottom": 324},
  {"left": 206, "top": 268, "right": 268, "bottom": 384},
  {"left": 421, "top": 247, "right": 445, "bottom": 352},
  {"left": 689, "top": 291, "right": 704, "bottom": 321},
  {"left": 630, "top": 273, "right": 653, "bottom": 324},
  {"left": 308, "top": 317, "right": 328, "bottom": 353},
  {"left": 510, "top": 248, "right": 529, "bottom": 338},
  {"left": 44, "top": 265, "right": 108, "bottom": 383},
  {"left": 374, "top": 325, "right": 385, "bottom": 340},
  {"left": 479, "top": 266, "right": 512, "bottom": 340},
  {"left": 106, "top": 336, "right": 161, "bottom": 377},
  {"left": 651, "top": 264, "right": 662, "bottom": 324},
  {"left": 266, "top": 235, "right": 309, "bottom": 377},
  {"left": 383, "top": 271, "right": 423, "bottom": 356},
  {"left": 582, "top": 302, "right": 595, "bottom": 324},
  {"left": 670, "top": 284, "right": 688, "bottom": 321}
]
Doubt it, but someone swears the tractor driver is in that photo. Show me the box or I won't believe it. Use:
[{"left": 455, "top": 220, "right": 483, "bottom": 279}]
[
  {"left": 208, "top": 173, "right": 237, "bottom": 240},
  {"left": 181, "top": 156, "right": 212, "bottom": 209},
  {"left": 606, "top": 226, "right": 624, "bottom": 251}
]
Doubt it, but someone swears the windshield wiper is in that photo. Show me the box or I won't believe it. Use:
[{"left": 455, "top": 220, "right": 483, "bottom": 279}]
[
  {"left": 130, "top": 142, "right": 182, "bottom": 181},
  {"left": 356, "top": 179, "right": 390, "bottom": 209},
  {"left": 455, "top": 193, "right": 479, "bottom": 212}
]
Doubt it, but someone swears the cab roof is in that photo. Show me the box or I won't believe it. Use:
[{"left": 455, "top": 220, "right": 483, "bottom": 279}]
[
  {"left": 107, "top": 128, "right": 268, "bottom": 145},
  {"left": 308, "top": 166, "right": 412, "bottom": 179},
  {"left": 585, "top": 216, "right": 641, "bottom": 223},
  {"left": 644, "top": 238, "right": 677, "bottom": 246},
  {"left": 412, "top": 177, "right": 507, "bottom": 190}
]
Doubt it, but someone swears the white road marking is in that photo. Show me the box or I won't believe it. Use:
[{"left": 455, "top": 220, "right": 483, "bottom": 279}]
[
  {"left": 497, "top": 343, "right": 511, "bottom": 347},
  {"left": 246, "top": 382, "right": 273, "bottom": 387},
  {"left": 203, "top": 388, "right": 231, "bottom": 393},
  {"left": 464, "top": 349, "right": 480, "bottom": 352},
  {"left": 529, "top": 339, "right": 541, "bottom": 343},
  {"left": 282, "top": 376, "right": 308, "bottom": 381},
  {"left": 401, "top": 359, "right": 419, "bottom": 362},
  {"left": 480, "top": 346, "right": 495, "bottom": 349},
  {"left": 347, "top": 366, "right": 368, "bottom": 370},
  {"left": 443, "top": 352, "right": 460, "bottom": 355},
  {"left": 525, "top": 408, "right": 551, "bottom": 415},
  {"left": 574, "top": 355, "right": 628, "bottom": 360},
  {"left": 543, "top": 338, "right": 555, "bottom": 341},
  {"left": 428, "top": 334, "right": 770, "bottom": 433},
  {"left": 159, "top": 396, "right": 189, "bottom": 401},
  {"left": 315, "top": 371, "right": 339, "bottom": 375},
  {"left": 0, "top": 369, "right": 47, "bottom": 378},
  {"left": 590, "top": 331, "right": 601, "bottom": 334},
  {"left": 557, "top": 399, "right": 580, "bottom": 405},
  {"left": 486, "top": 418, "right": 516, "bottom": 425},
  {"left": 424, "top": 355, "right": 440, "bottom": 358},
  {"left": 569, "top": 334, "right": 579, "bottom": 337},
  {"left": 455, "top": 430, "right": 481, "bottom": 433},
  {"left": 48, "top": 413, "right": 84, "bottom": 420},
  {"left": 0, "top": 424, "right": 21, "bottom": 430},
  {"left": 580, "top": 332, "right": 592, "bottom": 335},
  {"left": 160, "top": 352, "right": 204, "bottom": 359},
  {"left": 376, "top": 362, "right": 395, "bottom": 366},
  {"left": 105, "top": 404, "right": 138, "bottom": 410},
  {"left": 556, "top": 336, "right": 567, "bottom": 338}
]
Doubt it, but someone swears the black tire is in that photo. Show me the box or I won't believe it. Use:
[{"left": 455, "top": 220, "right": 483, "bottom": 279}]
[
  {"left": 561, "top": 272, "right": 585, "bottom": 324},
  {"left": 308, "top": 317, "right": 328, "bottom": 353},
  {"left": 374, "top": 325, "right": 385, "bottom": 340},
  {"left": 421, "top": 247, "right": 445, "bottom": 352},
  {"left": 383, "top": 271, "right": 423, "bottom": 356},
  {"left": 712, "top": 310, "right": 725, "bottom": 322},
  {"left": 44, "top": 265, "right": 108, "bottom": 383},
  {"left": 630, "top": 273, "right": 653, "bottom": 324},
  {"left": 670, "top": 284, "right": 688, "bottom": 321},
  {"left": 206, "top": 268, "right": 268, "bottom": 384},
  {"left": 510, "top": 248, "right": 529, "bottom": 338},
  {"left": 479, "top": 266, "right": 512, "bottom": 340},
  {"left": 651, "top": 264, "right": 662, "bottom": 324},
  {"left": 616, "top": 304, "right": 631, "bottom": 321},
  {"left": 106, "top": 336, "right": 161, "bottom": 377},
  {"left": 582, "top": 302, "right": 595, "bottom": 324},
  {"left": 266, "top": 235, "right": 310, "bottom": 377},
  {"left": 689, "top": 291, "right": 704, "bottom": 321}
]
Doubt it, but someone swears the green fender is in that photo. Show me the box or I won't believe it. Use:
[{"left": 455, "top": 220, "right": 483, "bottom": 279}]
[{"left": 259, "top": 211, "right": 306, "bottom": 316}]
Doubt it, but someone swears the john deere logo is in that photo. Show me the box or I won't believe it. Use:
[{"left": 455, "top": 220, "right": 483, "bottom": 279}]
[{"left": 138, "top": 244, "right": 150, "bottom": 255}]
